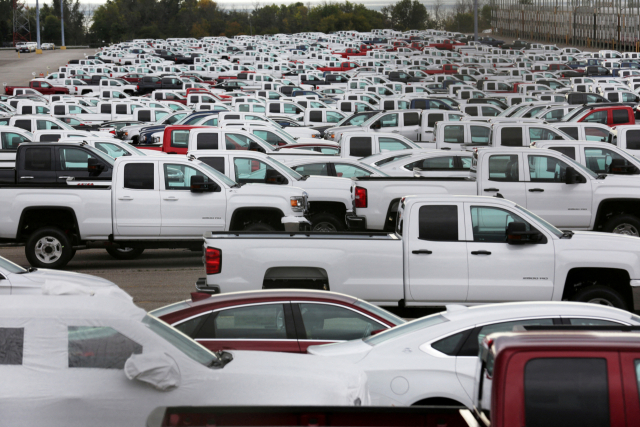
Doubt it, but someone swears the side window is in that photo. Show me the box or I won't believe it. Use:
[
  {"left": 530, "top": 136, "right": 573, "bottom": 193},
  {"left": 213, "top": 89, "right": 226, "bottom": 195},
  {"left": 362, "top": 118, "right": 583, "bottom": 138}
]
[
  {"left": 253, "top": 130, "right": 284, "bottom": 147},
  {"left": 470, "top": 126, "right": 490, "bottom": 144},
  {"left": 404, "top": 112, "right": 420, "bottom": 126},
  {"left": 334, "top": 163, "right": 372, "bottom": 178},
  {"left": 59, "top": 148, "right": 102, "bottom": 171},
  {"left": 567, "top": 318, "right": 625, "bottom": 326},
  {"left": 95, "top": 142, "right": 129, "bottom": 159},
  {"left": 383, "top": 100, "right": 395, "bottom": 110},
  {"left": 68, "top": 326, "right": 142, "bottom": 369},
  {"left": 349, "top": 137, "right": 373, "bottom": 157},
  {"left": 612, "top": 109, "right": 630, "bottom": 124},
  {"left": 292, "top": 163, "right": 329, "bottom": 176},
  {"left": 380, "top": 113, "right": 399, "bottom": 128},
  {"left": 626, "top": 130, "right": 640, "bottom": 150},
  {"left": 170, "top": 130, "right": 190, "bottom": 148},
  {"left": 585, "top": 127, "right": 610, "bottom": 142},
  {"left": 163, "top": 163, "right": 210, "bottom": 190},
  {"left": 0, "top": 328, "right": 24, "bottom": 365},
  {"left": 196, "top": 133, "right": 219, "bottom": 150},
  {"left": 488, "top": 154, "right": 519, "bottom": 182},
  {"left": 115, "top": 104, "right": 127, "bottom": 115},
  {"left": 465, "top": 106, "right": 479, "bottom": 116},
  {"left": 198, "top": 157, "right": 225, "bottom": 173},
  {"left": 379, "top": 137, "right": 410, "bottom": 151},
  {"left": 298, "top": 303, "right": 384, "bottom": 340},
  {"left": 544, "top": 109, "right": 565, "bottom": 121},
  {"left": 14, "top": 120, "right": 32, "bottom": 132},
  {"left": 418, "top": 205, "right": 458, "bottom": 241},
  {"left": 471, "top": 206, "right": 534, "bottom": 243},
  {"left": 195, "top": 304, "right": 288, "bottom": 339},
  {"left": 326, "top": 111, "right": 343, "bottom": 123},
  {"left": 123, "top": 163, "right": 154, "bottom": 190},
  {"left": 528, "top": 155, "right": 574, "bottom": 182},
  {"left": 138, "top": 110, "right": 151, "bottom": 122},
  {"left": 427, "top": 113, "right": 444, "bottom": 128},
  {"left": 501, "top": 127, "right": 523, "bottom": 146},
  {"left": 558, "top": 126, "right": 579, "bottom": 139},
  {"left": 524, "top": 358, "right": 609, "bottom": 427},
  {"left": 584, "top": 147, "right": 632, "bottom": 174},
  {"left": 443, "top": 125, "right": 464, "bottom": 144},
  {"left": 233, "top": 158, "right": 285, "bottom": 184},
  {"left": 549, "top": 146, "right": 576, "bottom": 160},
  {"left": 482, "top": 106, "right": 500, "bottom": 117},
  {"left": 24, "top": 148, "right": 53, "bottom": 171},
  {"left": 529, "top": 127, "right": 563, "bottom": 141},
  {"left": 269, "top": 103, "right": 280, "bottom": 113},
  {"left": 309, "top": 110, "right": 323, "bottom": 123},
  {"left": 2, "top": 132, "right": 30, "bottom": 149},
  {"left": 54, "top": 105, "right": 65, "bottom": 115},
  {"left": 100, "top": 104, "right": 112, "bottom": 114},
  {"left": 225, "top": 133, "right": 253, "bottom": 150},
  {"left": 582, "top": 110, "right": 608, "bottom": 124}
]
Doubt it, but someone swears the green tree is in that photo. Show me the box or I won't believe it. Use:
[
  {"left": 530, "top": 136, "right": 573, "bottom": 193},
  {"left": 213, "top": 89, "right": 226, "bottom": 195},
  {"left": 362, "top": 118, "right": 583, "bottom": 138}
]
[{"left": 385, "top": 0, "right": 433, "bottom": 31}]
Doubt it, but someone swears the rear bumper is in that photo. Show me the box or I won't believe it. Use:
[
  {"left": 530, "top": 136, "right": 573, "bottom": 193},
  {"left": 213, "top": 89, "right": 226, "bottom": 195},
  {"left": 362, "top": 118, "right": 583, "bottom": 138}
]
[
  {"left": 346, "top": 213, "right": 367, "bottom": 231},
  {"left": 195, "top": 277, "right": 220, "bottom": 294}
]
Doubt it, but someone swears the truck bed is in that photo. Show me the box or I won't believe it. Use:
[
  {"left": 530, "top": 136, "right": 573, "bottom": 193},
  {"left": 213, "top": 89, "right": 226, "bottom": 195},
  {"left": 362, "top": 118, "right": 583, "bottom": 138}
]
[{"left": 204, "top": 231, "right": 404, "bottom": 305}]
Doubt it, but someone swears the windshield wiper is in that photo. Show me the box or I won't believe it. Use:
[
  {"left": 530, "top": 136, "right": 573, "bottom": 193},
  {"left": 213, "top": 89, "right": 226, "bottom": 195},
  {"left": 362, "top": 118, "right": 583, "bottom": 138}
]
[
  {"left": 18, "top": 267, "right": 37, "bottom": 274},
  {"left": 597, "top": 174, "right": 607, "bottom": 179},
  {"left": 208, "top": 350, "right": 233, "bottom": 369}
]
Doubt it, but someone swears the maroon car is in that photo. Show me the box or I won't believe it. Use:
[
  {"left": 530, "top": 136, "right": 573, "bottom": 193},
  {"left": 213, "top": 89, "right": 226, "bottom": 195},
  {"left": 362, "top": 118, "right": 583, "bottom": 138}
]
[{"left": 151, "top": 290, "right": 405, "bottom": 353}]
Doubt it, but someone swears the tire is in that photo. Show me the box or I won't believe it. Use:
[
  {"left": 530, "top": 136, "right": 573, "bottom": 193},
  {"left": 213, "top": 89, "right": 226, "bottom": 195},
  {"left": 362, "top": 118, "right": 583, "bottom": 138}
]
[
  {"left": 244, "top": 223, "right": 276, "bottom": 231},
  {"left": 25, "top": 227, "right": 74, "bottom": 269},
  {"left": 602, "top": 214, "right": 640, "bottom": 236},
  {"left": 310, "top": 213, "right": 345, "bottom": 232},
  {"left": 105, "top": 247, "right": 145, "bottom": 260},
  {"left": 571, "top": 285, "right": 628, "bottom": 310}
]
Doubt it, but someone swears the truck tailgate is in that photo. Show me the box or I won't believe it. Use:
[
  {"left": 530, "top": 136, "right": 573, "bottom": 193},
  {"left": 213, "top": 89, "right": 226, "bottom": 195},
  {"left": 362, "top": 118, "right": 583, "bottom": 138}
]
[
  {"left": 204, "top": 232, "right": 404, "bottom": 305},
  {"left": 354, "top": 177, "right": 478, "bottom": 230}
]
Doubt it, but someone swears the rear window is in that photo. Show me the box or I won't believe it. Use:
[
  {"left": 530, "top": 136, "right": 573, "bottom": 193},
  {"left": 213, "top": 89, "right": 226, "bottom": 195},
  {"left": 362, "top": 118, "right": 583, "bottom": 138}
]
[
  {"left": 196, "top": 133, "right": 219, "bottom": 150},
  {"left": 627, "top": 130, "right": 640, "bottom": 150},
  {"left": 612, "top": 109, "right": 629, "bottom": 124},
  {"left": 349, "top": 137, "right": 373, "bottom": 157},
  {"left": 525, "top": 358, "right": 610, "bottom": 427}
]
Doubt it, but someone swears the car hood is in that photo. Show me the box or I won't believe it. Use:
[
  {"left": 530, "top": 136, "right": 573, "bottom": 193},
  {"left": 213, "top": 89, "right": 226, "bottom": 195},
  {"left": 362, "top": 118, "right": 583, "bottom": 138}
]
[
  {"left": 222, "top": 350, "right": 369, "bottom": 406},
  {"left": 6, "top": 268, "right": 128, "bottom": 297},
  {"left": 307, "top": 339, "right": 373, "bottom": 364},
  {"left": 298, "top": 175, "right": 354, "bottom": 191}
]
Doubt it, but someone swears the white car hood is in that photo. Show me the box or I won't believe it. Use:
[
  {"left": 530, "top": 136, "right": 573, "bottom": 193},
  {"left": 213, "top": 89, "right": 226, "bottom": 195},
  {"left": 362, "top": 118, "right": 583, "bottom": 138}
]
[
  {"left": 6, "top": 268, "right": 124, "bottom": 295},
  {"left": 307, "top": 339, "right": 373, "bottom": 364},
  {"left": 222, "top": 350, "right": 369, "bottom": 406}
]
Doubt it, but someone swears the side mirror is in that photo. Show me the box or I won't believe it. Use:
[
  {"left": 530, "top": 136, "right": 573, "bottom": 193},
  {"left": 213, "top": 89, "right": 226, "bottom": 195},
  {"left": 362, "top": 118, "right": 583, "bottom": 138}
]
[
  {"left": 295, "top": 108, "right": 302, "bottom": 114},
  {"left": 565, "top": 166, "right": 579, "bottom": 184},
  {"left": 124, "top": 352, "right": 180, "bottom": 391},
  {"left": 88, "top": 158, "right": 105, "bottom": 174},
  {"left": 371, "top": 121, "right": 381, "bottom": 130},
  {"left": 190, "top": 175, "right": 218, "bottom": 192},
  {"left": 506, "top": 221, "right": 542, "bottom": 244}
]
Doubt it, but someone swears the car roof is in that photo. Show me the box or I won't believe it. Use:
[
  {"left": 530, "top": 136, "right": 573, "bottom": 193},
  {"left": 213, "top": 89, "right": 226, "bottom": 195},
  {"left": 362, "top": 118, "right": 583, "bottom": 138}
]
[
  {"left": 490, "top": 331, "right": 640, "bottom": 355},
  {"left": 185, "top": 289, "right": 360, "bottom": 310}
]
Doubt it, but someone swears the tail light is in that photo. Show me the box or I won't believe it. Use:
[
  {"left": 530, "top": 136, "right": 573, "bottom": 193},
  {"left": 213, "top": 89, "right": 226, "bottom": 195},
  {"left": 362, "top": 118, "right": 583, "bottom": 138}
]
[
  {"left": 205, "top": 247, "right": 221, "bottom": 274},
  {"left": 355, "top": 186, "right": 367, "bottom": 208},
  {"left": 110, "top": 130, "right": 115, "bottom": 134}
]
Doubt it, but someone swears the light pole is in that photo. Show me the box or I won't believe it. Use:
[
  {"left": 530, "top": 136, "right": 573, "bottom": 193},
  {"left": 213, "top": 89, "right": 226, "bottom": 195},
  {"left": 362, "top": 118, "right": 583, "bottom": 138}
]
[
  {"left": 60, "top": 0, "right": 66, "bottom": 49},
  {"left": 35, "top": 0, "right": 42, "bottom": 53},
  {"left": 474, "top": 0, "right": 478, "bottom": 41}
]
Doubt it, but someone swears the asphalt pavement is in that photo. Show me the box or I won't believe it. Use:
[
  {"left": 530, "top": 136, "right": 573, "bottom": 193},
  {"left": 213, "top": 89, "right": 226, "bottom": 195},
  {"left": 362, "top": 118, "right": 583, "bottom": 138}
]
[
  {"left": 0, "top": 48, "right": 97, "bottom": 87},
  {"left": 0, "top": 247, "right": 204, "bottom": 311}
]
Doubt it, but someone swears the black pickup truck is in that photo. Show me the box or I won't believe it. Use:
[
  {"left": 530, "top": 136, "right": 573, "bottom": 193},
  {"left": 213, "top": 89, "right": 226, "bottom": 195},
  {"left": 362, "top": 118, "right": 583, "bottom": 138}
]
[
  {"left": 388, "top": 71, "right": 423, "bottom": 83},
  {"left": 136, "top": 76, "right": 184, "bottom": 94},
  {"left": 0, "top": 142, "right": 113, "bottom": 185}
]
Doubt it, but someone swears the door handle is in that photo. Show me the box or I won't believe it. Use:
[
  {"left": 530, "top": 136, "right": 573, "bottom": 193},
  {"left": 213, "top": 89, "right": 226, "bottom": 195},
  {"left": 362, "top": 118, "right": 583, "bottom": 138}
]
[
  {"left": 412, "top": 250, "right": 433, "bottom": 254},
  {"left": 484, "top": 188, "right": 499, "bottom": 192},
  {"left": 118, "top": 196, "right": 132, "bottom": 201},
  {"left": 391, "top": 130, "right": 399, "bottom": 133},
  {"left": 163, "top": 197, "right": 178, "bottom": 201},
  {"left": 471, "top": 250, "right": 492, "bottom": 255},
  {"left": 528, "top": 188, "right": 544, "bottom": 192},
  {"left": 20, "top": 176, "right": 34, "bottom": 179}
]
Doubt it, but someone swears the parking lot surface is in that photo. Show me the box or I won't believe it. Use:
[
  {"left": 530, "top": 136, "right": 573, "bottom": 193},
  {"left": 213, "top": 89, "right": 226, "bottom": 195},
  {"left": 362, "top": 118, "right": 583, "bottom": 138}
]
[{"left": 0, "top": 48, "right": 96, "bottom": 87}]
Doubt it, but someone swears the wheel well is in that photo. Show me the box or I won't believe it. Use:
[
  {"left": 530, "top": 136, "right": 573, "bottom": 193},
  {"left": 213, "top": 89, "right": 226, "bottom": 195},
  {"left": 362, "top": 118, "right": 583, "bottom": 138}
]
[
  {"left": 562, "top": 267, "right": 632, "bottom": 306},
  {"left": 383, "top": 198, "right": 401, "bottom": 232},
  {"left": 229, "top": 208, "right": 285, "bottom": 231},
  {"left": 262, "top": 267, "right": 329, "bottom": 291},
  {"left": 17, "top": 207, "right": 79, "bottom": 243},
  {"left": 308, "top": 201, "right": 347, "bottom": 219},
  {"left": 411, "top": 397, "right": 465, "bottom": 407},
  {"left": 594, "top": 199, "right": 640, "bottom": 230}
]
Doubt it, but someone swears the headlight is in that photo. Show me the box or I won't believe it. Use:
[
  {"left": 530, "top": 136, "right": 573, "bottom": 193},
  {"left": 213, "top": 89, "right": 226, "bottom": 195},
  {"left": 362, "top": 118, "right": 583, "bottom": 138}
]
[
  {"left": 153, "top": 137, "right": 160, "bottom": 143},
  {"left": 124, "top": 131, "right": 129, "bottom": 136},
  {"left": 329, "top": 133, "right": 335, "bottom": 139},
  {"left": 290, "top": 195, "right": 305, "bottom": 212}
]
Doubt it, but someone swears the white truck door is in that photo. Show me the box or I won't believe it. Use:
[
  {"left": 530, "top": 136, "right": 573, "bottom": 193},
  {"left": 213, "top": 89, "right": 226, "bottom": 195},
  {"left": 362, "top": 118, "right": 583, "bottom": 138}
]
[
  {"left": 159, "top": 161, "right": 227, "bottom": 237},
  {"left": 407, "top": 202, "right": 469, "bottom": 302},
  {"left": 114, "top": 160, "right": 161, "bottom": 236},
  {"left": 524, "top": 152, "right": 593, "bottom": 228},
  {"left": 464, "top": 201, "right": 555, "bottom": 302},
  {"left": 477, "top": 152, "right": 527, "bottom": 206},
  {"left": 400, "top": 111, "right": 420, "bottom": 140}
]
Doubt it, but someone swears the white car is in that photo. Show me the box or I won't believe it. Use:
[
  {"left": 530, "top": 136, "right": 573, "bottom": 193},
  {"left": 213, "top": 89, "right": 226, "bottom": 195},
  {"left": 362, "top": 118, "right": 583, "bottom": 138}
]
[
  {"left": 283, "top": 157, "right": 389, "bottom": 179},
  {"left": 0, "top": 255, "right": 120, "bottom": 294},
  {"left": 0, "top": 292, "right": 369, "bottom": 426},
  {"left": 41, "top": 43, "right": 55, "bottom": 50},
  {"left": 308, "top": 302, "right": 640, "bottom": 408},
  {"left": 376, "top": 150, "right": 473, "bottom": 177}
]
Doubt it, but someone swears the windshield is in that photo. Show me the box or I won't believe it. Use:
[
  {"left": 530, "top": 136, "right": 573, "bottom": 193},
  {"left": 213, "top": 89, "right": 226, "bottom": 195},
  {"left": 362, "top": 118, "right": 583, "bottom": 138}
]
[
  {"left": 340, "top": 112, "right": 379, "bottom": 127},
  {"left": 354, "top": 299, "right": 405, "bottom": 326},
  {"left": 514, "top": 205, "right": 564, "bottom": 238},
  {"left": 563, "top": 107, "right": 588, "bottom": 122},
  {"left": 196, "top": 159, "right": 238, "bottom": 187},
  {"left": 0, "top": 256, "right": 27, "bottom": 273},
  {"left": 364, "top": 314, "right": 448, "bottom": 346},
  {"left": 142, "top": 315, "right": 221, "bottom": 367},
  {"left": 87, "top": 146, "right": 115, "bottom": 166},
  {"left": 267, "top": 156, "right": 304, "bottom": 180}
]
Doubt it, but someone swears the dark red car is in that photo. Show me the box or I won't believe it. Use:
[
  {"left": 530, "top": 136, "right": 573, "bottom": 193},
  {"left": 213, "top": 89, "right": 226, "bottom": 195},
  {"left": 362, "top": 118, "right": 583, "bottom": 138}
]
[{"left": 151, "top": 290, "right": 405, "bottom": 353}]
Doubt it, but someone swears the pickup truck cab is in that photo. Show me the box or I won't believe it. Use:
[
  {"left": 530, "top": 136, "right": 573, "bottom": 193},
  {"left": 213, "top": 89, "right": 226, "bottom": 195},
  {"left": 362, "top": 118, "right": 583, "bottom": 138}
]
[
  {"left": 0, "top": 154, "right": 310, "bottom": 268},
  {"left": 201, "top": 194, "right": 640, "bottom": 310},
  {"left": 551, "top": 122, "right": 612, "bottom": 142},
  {"left": 566, "top": 103, "right": 636, "bottom": 127},
  {"left": 190, "top": 150, "right": 358, "bottom": 231},
  {"left": 326, "top": 109, "right": 424, "bottom": 142},
  {"left": 4, "top": 80, "right": 69, "bottom": 95}
]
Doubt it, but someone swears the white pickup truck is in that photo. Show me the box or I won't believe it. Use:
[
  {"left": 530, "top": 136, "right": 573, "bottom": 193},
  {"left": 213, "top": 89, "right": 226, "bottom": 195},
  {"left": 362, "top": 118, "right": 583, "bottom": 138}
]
[
  {"left": 348, "top": 147, "right": 640, "bottom": 235},
  {"left": 0, "top": 154, "right": 309, "bottom": 269},
  {"left": 200, "top": 195, "right": 640, "bottom": 310}
]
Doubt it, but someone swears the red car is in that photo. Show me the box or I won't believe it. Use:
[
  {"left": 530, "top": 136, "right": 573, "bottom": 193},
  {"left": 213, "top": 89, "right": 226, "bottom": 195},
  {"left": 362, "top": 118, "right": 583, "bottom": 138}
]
[{"left": 151, "top": 290, "right": 405, "bottom": 353}]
